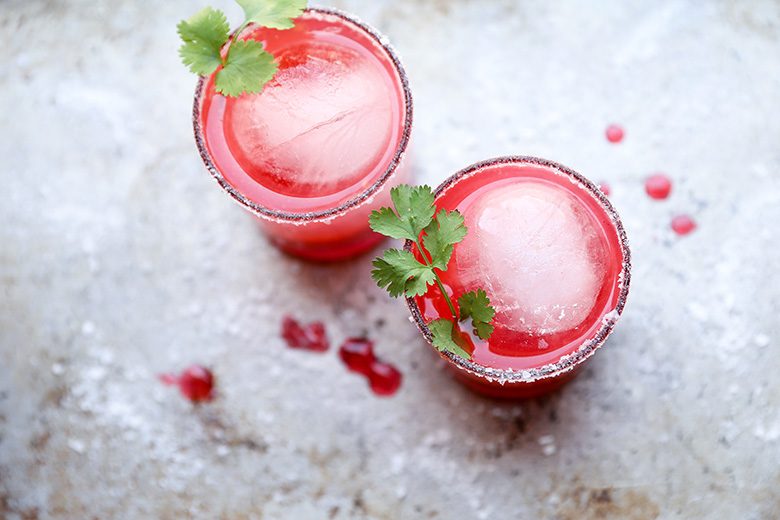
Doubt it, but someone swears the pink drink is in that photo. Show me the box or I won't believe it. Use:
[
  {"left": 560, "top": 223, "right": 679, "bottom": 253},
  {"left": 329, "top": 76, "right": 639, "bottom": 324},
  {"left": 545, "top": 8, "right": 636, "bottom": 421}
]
[
  {"left": 409, "top": 157, "right": 631, "bottom": 398},
  {"left": 194, "top": 8, "right": 412, "bottom": 261}
]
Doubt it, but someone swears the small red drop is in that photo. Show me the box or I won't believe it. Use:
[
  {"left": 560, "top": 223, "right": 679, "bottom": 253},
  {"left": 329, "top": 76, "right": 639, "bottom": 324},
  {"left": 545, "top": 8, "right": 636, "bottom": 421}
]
[
  {"left": 281, "top": 316, "right": 329, "bottom": 352},
  {"left": 605, "top": 124, "right": 624, "bottom": 143},
  {"left": 178, "top": 365, "right": 215, "bottom": 402},
  {"left": 158, "top": 373, "right": 177, "bottom": 386},
  {"left": 645, "top": 174, "right": 672, "bottom": 200},
  {"left": 368, "top": 361, "right": 402, "bottom": 396},
  {"left": 598, "top": 182, "right": 611, "bottom": 196},
  {"left": 339, "top": 338, "right": 375, "bottom": 376},
  {"left": 671, "top": 214, "right": 697, "bottom": 235},
  {"left": 160, "top": 365, "right": 215, "bottom": 402}
]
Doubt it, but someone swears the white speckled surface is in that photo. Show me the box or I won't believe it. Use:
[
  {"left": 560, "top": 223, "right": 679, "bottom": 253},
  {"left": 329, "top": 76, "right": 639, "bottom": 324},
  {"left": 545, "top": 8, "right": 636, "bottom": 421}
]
[{"left": 2, "top": 1, "right": 780, "bottom": 518}]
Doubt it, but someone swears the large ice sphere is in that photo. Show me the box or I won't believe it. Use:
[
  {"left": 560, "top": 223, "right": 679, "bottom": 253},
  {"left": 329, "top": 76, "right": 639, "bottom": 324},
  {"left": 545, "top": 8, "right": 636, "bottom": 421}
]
[
  {"left": 224, "top": 41, "right": 395, "bottom": 197},
  {"left": 453, "top": 182, "right": 608, "bottom": 337}
]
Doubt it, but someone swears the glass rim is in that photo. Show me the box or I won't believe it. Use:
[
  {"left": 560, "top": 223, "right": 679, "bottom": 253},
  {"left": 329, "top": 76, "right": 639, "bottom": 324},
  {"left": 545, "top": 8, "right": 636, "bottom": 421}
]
[
  {"left": 192, "top": 6, "right": 414, "bottom": 223},
  {"left": 404, "top": 155, "right": 633, "bottom": 384}
]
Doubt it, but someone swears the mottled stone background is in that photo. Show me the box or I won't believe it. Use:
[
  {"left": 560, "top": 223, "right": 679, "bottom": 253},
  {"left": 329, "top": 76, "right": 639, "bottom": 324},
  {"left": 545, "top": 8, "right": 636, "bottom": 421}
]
[{"left": 2, "top": 0, "right": 779, "bottom": 518}]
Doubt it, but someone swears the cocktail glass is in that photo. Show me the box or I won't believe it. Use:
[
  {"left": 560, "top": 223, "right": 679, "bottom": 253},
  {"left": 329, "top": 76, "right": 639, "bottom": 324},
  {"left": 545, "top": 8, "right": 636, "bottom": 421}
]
[
  {"left": 193, "top": 8, "right": 413, "bottom": 261},
  {"left": 407, "top": 156, "right": 631, "bottom": 398}
]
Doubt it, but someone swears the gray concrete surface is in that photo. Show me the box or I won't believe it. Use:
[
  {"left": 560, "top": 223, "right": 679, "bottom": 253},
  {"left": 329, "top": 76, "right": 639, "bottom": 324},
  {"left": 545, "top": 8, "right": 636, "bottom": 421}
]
[{"left": 2, "top": 0, "right": 780, "bottom": 518}]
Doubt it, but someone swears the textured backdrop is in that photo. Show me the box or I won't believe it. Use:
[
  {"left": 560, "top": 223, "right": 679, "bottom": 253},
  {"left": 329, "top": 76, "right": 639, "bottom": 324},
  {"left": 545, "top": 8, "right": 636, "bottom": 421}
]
[{"left": 2, "top": 0, "right": 779, "bottom": 518}]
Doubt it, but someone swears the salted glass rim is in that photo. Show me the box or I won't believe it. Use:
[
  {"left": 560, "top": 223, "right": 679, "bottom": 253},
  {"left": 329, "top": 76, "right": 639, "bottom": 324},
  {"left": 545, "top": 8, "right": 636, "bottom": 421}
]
[
  {"left": 404, "top": 156, "right": 632, "bottom": 384},
  {"left": 192, "top": 6, "right": 413, "bottom": 223}
]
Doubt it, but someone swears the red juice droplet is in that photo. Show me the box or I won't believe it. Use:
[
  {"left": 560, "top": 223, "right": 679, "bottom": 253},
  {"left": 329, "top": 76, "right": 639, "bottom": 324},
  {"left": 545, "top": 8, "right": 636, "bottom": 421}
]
[
  {"left": 605, "top": 124, "right": 624, "bottom": 143},
  {"left": 671, "top": 214, "right": 697, "bottom": 235},
  {"left": 178, "top": 365, "right": 215, "bottom": 402},
  {"left": 281, "top": 316, "right": 329, "bottom": 352},
  {"left": 368, "top": 361, "right": 402, "bottom": 396},
  {"left": 339, "top": 338, "right": 375, "bottom": 376},
  {"left": 338, "top": 338, "right": 402, "bottom": 396},
  {"left": 158, "top": 373, "right": 178, "bottom": 386},
  {"left": 160, "top": 365, "right": 215, "bottom": 402},
  {"left": 598, "top": 182, "right": 611, "bottom": 196},
  {"left": 645, "top": 174, "right": 672, "bottom": 200}
]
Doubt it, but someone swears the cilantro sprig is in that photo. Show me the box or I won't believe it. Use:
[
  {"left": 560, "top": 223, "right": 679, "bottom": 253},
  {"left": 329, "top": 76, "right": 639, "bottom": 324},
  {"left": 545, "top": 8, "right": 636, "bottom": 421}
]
[
  {"left": 178, "top": 0, "right": 307, "bottom": 97},
  {"left": 369, "top": 185, "right": 497, "bottom": 360}
]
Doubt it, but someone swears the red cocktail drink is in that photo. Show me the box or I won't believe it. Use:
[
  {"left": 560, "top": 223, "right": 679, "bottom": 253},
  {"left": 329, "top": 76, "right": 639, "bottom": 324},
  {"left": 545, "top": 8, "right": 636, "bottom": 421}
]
[
  {"left": 408, "top": 157, "right": 631, "bottom": 398},
  {"left": 194, "top": 8, "right": 412, "bottom": 261}
]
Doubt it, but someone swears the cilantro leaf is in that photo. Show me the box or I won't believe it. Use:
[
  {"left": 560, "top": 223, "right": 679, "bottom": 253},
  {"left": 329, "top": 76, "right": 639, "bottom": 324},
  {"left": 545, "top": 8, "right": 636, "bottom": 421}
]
[
  {"left": 177, "top": 7, "right": 230, "bottom": 76},
  {"left": 369, "top": 184, "right": 496, "bottom": 348},
  {"left": 473, "top": 321, "right": 495, "bottom": 340},
  {"left": 428, "top": 319, "right": 471, "bottom": 360},
  {"left": 370, "top": 185, "right": 436, "bottom": 241},
  {"left": 423, "top": 208, "right": 467, "bottom": 270},
  {"left": 216, "top": 40, "right": 278, "bottom": 97},
  {"left": 371, "top": 249, "right": 434, "bottom": 298},
  {"left": 458, "top": 289, "right": 496, "bottom": 340},
  {"left": 236, "top": 0, "right": 307, "bottom": 29},
  {"left": 458, "top": 289, "right": 495, "bottom": 323},
  {"left": 369, "top": 207, "right": 413, "bottom": 240},
  {"left": 392, "top": 184, "right": 436, "bottom": 235},
  {"left": 405, "top": 268, "right": 437, "bottom": 298}
]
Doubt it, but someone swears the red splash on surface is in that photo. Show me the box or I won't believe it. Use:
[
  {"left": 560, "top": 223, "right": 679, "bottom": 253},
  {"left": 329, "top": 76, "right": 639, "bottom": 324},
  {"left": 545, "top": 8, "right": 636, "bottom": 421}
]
[
  {"left": 160, "top": 365, "right": 215, "bottom": 402},
  {"left": 281, "top": 316, "right": 329, "bottom": 352},
  {"left": 338, "top": 338, "right": 402, "bottom": 396},
  {"left": 671, "top": 214, "right": 697, "bottom": 235},
  {"left": 598, "top": 181, "right": 611, "bottom": 196},
  {"left": 339, "top": 337, "right": 375, "bottom": 375},
  {"left": 645, "top": 174, "right": 672, "bottom": 200},
  {"left": 605, "top": 124, "right": 624, "bottom": 143},
  {"left": 368, "top": 361, "right": 402, "bottom": 396}
]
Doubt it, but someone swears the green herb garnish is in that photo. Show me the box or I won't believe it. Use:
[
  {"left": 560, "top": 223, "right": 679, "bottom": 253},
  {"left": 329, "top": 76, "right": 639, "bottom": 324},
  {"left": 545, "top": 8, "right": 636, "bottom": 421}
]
[
  {"left": 369, "top": 185, "right": 497, "bottom": 360},
  {"left": 177, "top": 0, "right": 307, "bottom": 97}
]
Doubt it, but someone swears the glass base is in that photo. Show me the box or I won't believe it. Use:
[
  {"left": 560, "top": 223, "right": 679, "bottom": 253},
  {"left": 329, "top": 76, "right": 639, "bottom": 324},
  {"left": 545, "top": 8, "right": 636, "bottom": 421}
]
[
  {"left": 451, "top": 364, "right": 581, "bottom": 399},
  {"left": 269, "top": 228, "right": 385, "bottom": 262}
]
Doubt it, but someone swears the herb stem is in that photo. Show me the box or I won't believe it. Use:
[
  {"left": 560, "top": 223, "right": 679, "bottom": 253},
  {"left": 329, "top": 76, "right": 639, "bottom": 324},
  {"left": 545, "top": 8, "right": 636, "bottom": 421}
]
[
  {"left": 224, "top": 19, "right": 251, "bottom": 65},
  {"left": 414, "top": 238, "right": 458, "bottom": 319}
]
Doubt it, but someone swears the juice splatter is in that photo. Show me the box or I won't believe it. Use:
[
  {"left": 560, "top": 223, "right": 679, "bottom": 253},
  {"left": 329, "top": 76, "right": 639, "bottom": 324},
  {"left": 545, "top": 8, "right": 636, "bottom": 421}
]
[
  {"left": 281, "top": 316, "right": 329, "bottom": 352},
  {"left": 339, "top": 337, "right": 375, "bottom": 375},
  {"left": 645, "top": 174, "right": 672, "bottom": 200},
  {"left": 368, "top": 361, "right": 402, "bottom": 396},
  {"left": 338, "top": 338, "right": 402, "bottom": 396},
  {"left": 605, "top": 124, "right": 624, "bottom": 143},
  {"left": 671, "top": 214, "right": 697, "bottom": 235},
  {"left": 160, "top": 365, "right": 215, "bottom": 402}
]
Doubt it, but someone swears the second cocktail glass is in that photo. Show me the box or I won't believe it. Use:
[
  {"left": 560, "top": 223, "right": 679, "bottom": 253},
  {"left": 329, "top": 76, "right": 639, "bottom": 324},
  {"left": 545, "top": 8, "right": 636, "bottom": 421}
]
[
  {"left": 407, "top": 157, "right": 631, "bottom": 398},
  {"left": 193, "top": 7, "right": 412, "bottom": 261}
]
